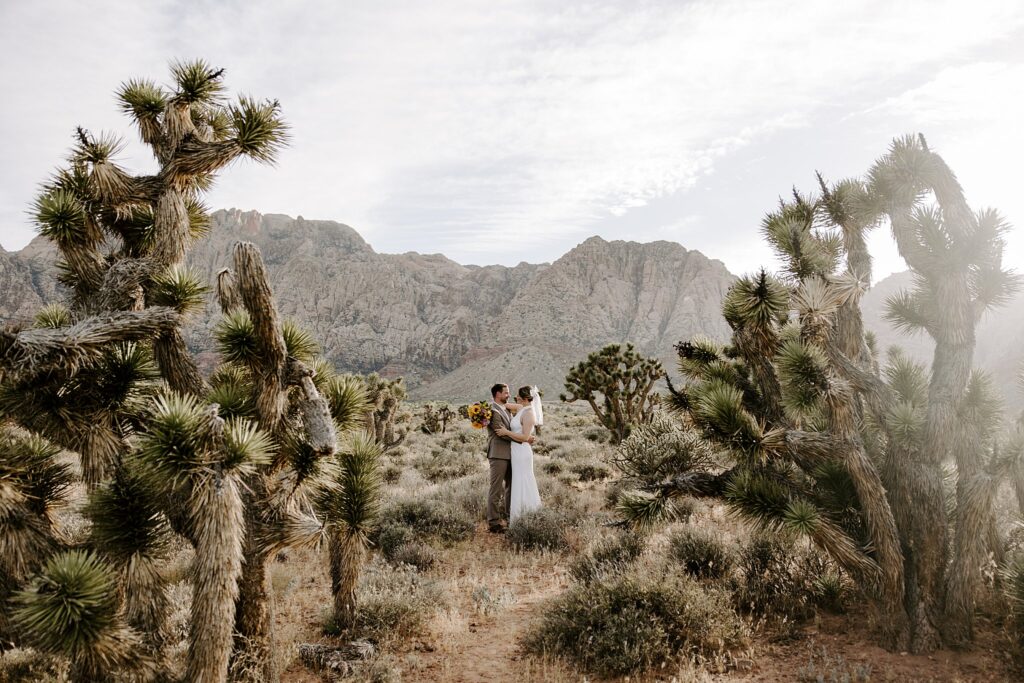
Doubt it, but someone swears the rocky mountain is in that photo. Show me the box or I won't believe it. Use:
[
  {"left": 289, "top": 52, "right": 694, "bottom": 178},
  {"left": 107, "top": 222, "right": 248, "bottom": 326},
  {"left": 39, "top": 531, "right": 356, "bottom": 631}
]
[
  {"left": 1, "top": 210, "right": 735, "bottom": 400},
  {"left": 861, "top": 271, "right": 1024, "bottom": 411}
]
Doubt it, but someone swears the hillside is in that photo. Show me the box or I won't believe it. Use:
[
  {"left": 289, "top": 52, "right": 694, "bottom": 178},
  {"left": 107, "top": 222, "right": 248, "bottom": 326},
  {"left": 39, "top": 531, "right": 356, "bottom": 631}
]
[{"left": 1, "top": 209, "right": 735, "bottom": 400}]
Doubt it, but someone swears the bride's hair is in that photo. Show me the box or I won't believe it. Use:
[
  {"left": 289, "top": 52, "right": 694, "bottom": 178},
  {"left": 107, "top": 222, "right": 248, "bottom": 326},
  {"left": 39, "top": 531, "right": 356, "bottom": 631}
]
[{"left": 516, "top": 386, "right": 533, "bottom": 402}]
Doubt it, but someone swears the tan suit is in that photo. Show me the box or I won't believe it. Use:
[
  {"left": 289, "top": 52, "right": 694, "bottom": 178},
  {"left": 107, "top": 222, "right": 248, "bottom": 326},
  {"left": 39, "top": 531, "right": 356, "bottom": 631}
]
[{"left": 486, "top": 401, "right": 512, "bottom": 525}]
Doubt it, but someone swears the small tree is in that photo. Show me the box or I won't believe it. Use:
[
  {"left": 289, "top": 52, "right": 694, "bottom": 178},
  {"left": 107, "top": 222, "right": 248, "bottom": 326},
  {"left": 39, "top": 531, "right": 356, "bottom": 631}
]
[
  {"left": 315, "top": 431, "right": 382, "bottom": 630},
  {"left": 363, "top": 373, "right": 407, "bottom": 450},
  {"left": 620, "top": 137, "right": 1024, "bottom": 653},
  {"left": 0, "top": 61, "right": 372, "bottom": 683},
  {"left": 560, "top": 343, "right": 664, "bottom": 444}
]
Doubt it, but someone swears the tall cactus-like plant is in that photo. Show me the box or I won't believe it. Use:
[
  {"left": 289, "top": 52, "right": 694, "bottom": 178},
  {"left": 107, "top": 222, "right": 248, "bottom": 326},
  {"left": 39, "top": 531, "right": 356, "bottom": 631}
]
[
  {"left": 363, "top": 373, "right": 408, "bottom": 450},
  {"left": 0, "top": 62, "right": 370, "bottom": 682},
  {"left": 623, "top": 137, "right": 1024, "bottom": 653},
  {"left": 867, "top": 135, "right": 1021, "bottom": 648},
  {"left": 212, "top": 242, "right": 367, "bottom": 682},
  {"left": 315, "top": 431, "right": 382, "bottom": 630},
  {"left": 561, "top": 343, "right": 664, "bottom": 444}
]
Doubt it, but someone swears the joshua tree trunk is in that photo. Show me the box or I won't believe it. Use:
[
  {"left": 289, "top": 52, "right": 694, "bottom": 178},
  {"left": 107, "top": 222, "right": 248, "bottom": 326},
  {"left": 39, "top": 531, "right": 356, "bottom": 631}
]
[
  {"left": 188, "top": 472, "right": 245, "bottom": 683},
  {"left": 330, "top": 532, "right": 364, "bottom": 630},
  {"left": 231, "top": 481, "right": 277, "bottom": 683}
]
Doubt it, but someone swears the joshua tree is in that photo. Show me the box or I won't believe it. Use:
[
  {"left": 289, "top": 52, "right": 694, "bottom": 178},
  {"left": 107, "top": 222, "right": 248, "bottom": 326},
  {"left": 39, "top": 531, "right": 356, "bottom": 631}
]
[
  {"left": 620, "top": 136, "right": 1023, "bottom": 652},
  {"left": 419, "top": 403, "right": 454, "bottom": 435},
  {"left": 561, "top": 343, "right": 664, "bottom": 444},
  {"left": 315, "top": 431, "right": 382, "bottom": 629},
  {"left": 363, "top": 373, "right": 408, "bottom": 450},
  {"left": 419, "top": 403, "right": 441, "bottom": 434},
  {"left": 0, "top": 61, "right": 370, "bottom": 682}
]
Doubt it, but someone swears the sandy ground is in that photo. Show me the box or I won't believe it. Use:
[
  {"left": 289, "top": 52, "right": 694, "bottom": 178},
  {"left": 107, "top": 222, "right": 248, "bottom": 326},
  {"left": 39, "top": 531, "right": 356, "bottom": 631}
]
[{"left": 281, "top": 521, "right": 1017, "bottom": 682}]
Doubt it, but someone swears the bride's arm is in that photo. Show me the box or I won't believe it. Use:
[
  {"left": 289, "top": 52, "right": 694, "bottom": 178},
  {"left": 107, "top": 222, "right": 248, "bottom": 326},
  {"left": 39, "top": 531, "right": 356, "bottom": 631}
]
[
  {"left": 496, "top": 428, "right": 530, "bottom": 443},
  {"left": 496, "top": 411, "right": 536, "bottom": 443}
]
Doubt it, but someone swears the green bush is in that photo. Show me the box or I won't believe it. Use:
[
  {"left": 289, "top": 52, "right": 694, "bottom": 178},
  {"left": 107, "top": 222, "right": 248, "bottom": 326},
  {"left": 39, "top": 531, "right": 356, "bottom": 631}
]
[
  {"left": 373, "top": 522, "right": 414, "bottom": 560},
  {"left": 541, "top": 460, "right": 563, "bottom": 475},
  {"left": 667, "top": 527, "right": 732, "bottom": 580},
  {"left": 506, "top": 509, "right": 571, "bottom": 551},
  {"left": 390, "top": 541, "right": 437, "bottom": 571},
  {"left": 381, "top": 462, "right": 402, "bottom": 485},
  {"left": 569, "top": 532, "right": 645, "bottom": 583},
  {"left": 525, "top": 566, "right": 747, "bottom": 677},
  {"left": 413, "top": 449, "right": 480, "bottom": 483},
  {"left": 572, "top": 462, "right": 610, "bottom": 482},
  {"left": 373, "top": 498, "right": 475, "bottom": 546},
  {"left": 811, "top": 571, "right": 849, "bottom": 613}
]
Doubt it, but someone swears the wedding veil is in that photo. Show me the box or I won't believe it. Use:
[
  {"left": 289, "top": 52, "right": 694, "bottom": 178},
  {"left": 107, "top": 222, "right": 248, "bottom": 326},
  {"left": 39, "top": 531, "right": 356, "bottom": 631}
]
[{"left": 530, "top": 386, "right": 543, "bottom": 426}]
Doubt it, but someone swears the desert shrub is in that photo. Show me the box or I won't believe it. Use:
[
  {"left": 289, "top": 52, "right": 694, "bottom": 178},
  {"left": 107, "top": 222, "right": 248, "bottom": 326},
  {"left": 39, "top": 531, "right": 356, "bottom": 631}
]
[
  {"left": 374, "top": 498, "right": 474, "bottom": 546},
  {"left": 526, "top": 566, "right": 747, "bottom": 677},
  {"left": 583, "top": 427, "right": 608, "bottom": 443},
  {"left": 439, "top": 472, "right": 488, "bottom": 521},
  {"left": 1003, "top": 551, "right": 1024, "bottom": 655},
  {"left": 569, "top": 532, "right": 646, "bottom": 583},
  {"left": 613, "top": 412, "right": 715, "bottom": 487},
  {"left": 572, "top": 462, "right": 610, "bottom": 482},
  {"left": 331, "top": 559, "right": 443, "bottom": 644},
  {"left": 381, "top": 462, "right": 402, "bottom": 485},
  {"left": 0, "top": 649, "right": 61, "bottom": 683},
  {"left": 811, "top": 571, "right": 850, "bottom": 613},
  {"left": 413, "top": 449, "right": 479, "bottom": 482},
  {"left": 667, "top": 527, "right": 733, "bottom": 580},
  {"left": 796, "top": 647, "right": 872, "bottom": 683},
  {"left": 372, "top": 522, "right": 414, "bottom": 560},
  {"left": 506, "top": 509, "right": 572, "bottom": 551},
  {"left": 735, "top": 533, "right": 814, "bottom": 620},
  {"left": 536, "top": 474, "right": 585, "bottom": 517},
  {"left": 390, "top": 541, "right": 437, "bottom": 571},
  {"left": 542, "top": 460, "right": 563, "bottom": 475}
]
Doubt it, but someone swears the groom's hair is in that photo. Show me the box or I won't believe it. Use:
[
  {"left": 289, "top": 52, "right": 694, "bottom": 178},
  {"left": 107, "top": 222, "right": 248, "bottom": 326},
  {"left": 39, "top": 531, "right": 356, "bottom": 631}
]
[{"left": 490, "top": 383, "right": 507, "bottom": 398}]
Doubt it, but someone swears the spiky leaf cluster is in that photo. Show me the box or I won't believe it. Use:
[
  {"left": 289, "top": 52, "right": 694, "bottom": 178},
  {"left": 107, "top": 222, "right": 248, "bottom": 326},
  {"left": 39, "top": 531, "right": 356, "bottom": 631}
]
[{"left": 13, "top": 550, "right": 143, "bottom": 675}]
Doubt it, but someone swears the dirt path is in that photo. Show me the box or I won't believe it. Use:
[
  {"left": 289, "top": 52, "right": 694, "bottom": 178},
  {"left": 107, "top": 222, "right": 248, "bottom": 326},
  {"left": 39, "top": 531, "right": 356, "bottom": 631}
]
[{"left": 401, "top": 524, "right": 570, "bottom": 683}]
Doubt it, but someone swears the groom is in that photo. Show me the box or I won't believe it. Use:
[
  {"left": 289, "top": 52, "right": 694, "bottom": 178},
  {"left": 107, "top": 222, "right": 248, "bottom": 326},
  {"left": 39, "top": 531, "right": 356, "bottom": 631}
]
[{"left": 486, "top": 383, "right": 533, "bottom": 533}]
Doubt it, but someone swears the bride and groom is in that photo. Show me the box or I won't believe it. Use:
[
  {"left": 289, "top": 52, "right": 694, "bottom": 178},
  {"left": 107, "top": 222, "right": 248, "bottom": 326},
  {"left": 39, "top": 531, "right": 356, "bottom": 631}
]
[{"left": 486, "top": 383, "right": 543, "bottom": 533}]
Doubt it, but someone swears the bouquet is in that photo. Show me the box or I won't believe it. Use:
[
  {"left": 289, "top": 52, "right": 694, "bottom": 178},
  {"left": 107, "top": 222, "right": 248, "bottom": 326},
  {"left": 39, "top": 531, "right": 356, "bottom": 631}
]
[{"left": 465, "top": 401, "right": 493, "bottom": 429}]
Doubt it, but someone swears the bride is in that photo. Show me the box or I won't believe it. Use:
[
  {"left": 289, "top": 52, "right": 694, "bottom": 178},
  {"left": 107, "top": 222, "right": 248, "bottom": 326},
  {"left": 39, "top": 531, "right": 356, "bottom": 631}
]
[{"left": 496, "top": 385, "right": 543, "bottom": 521}]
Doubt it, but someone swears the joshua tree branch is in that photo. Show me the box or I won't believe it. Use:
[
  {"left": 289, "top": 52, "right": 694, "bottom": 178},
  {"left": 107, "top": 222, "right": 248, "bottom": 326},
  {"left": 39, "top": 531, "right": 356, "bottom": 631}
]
[{"left": 0, "top": 308, "right": 180, "bottom": 382}]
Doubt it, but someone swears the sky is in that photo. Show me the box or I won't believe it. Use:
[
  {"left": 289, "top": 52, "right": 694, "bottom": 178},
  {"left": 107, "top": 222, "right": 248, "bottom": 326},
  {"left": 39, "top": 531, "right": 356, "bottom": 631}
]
[{"left": 2, "top": 0, "right": 1023, "bottom": 281}]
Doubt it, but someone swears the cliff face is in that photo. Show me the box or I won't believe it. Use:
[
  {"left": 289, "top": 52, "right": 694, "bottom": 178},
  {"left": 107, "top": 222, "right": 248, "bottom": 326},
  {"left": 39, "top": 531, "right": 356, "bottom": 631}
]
[{"left": 1, "top": 209, "right": 735, "bottom": 399}]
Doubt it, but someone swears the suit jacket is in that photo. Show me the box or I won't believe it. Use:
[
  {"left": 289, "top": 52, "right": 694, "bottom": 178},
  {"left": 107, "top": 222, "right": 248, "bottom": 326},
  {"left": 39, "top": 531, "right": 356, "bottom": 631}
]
[{"left": 486, "top": 401, "right": 512, "bottom": 460}]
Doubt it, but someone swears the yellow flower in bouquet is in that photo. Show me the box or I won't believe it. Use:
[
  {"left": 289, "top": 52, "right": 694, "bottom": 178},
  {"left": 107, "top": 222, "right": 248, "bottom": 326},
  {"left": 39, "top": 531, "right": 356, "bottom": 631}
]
[{"left": 465, "top": 401, "right": 492, "bottom": 429}]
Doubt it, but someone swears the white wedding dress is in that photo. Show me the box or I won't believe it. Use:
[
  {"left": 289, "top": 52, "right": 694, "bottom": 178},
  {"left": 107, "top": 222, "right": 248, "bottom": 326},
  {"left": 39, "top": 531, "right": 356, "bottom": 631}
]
[{"left": 509, "top": 405, "right": 542, "bottom": 521}]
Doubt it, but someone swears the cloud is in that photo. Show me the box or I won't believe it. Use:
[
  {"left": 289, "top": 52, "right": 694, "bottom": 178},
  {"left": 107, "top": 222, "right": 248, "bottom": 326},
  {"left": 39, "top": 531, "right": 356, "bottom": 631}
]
[{"left": 2, "top": 0, "right": 1024, "bottom": 277}]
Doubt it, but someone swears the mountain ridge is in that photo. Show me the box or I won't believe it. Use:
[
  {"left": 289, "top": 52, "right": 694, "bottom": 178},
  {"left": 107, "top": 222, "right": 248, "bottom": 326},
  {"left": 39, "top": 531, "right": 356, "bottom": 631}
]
[{"left": 1, "top": 209, "right": 735, "bottom": 399}]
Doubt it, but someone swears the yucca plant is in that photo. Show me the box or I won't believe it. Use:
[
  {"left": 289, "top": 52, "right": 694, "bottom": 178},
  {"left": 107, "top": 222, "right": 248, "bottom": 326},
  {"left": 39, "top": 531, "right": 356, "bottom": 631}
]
[
  {"left": 12, "top": 550, "right": 148, "bottom": 682},
  {"left": 0, "top": 61, "right": 371, "bottom": 683},
  {"left": 362, "top": 373, "right": 408, "bottom": 450},
  {"left": 209, "top": 242, "right": 369, "bottom": 682},
  {"left": 315, "top": 431, "right": 383, "bottom": 629},
  {"left": 561, "top": 343, "right": 665, "bottom": 444},
  {"left": 624, "top": 137, "right": 1023, "bottom": 653},
  {"left": 0, "top": 430, "right": 73, "bottom": 647}
]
